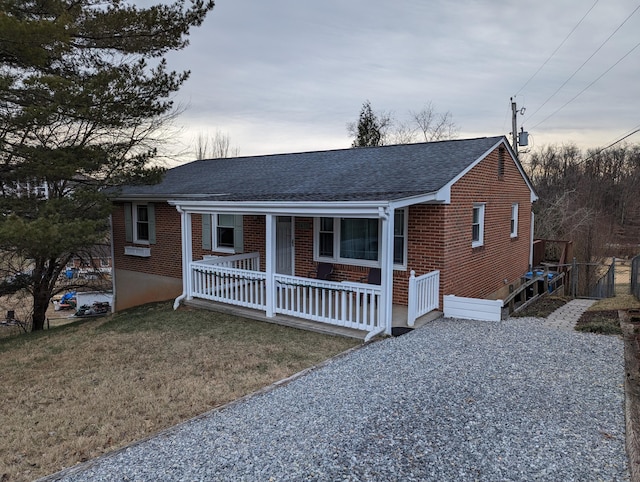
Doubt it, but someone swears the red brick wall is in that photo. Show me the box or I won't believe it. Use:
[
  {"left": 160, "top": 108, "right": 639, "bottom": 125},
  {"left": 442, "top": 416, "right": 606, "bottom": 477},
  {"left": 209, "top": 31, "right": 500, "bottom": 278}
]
[
  {"left": 441, "top": 147, "right": 532, "bottom": 299},
  {"left": 112, "top": 202, "right": 182, "bottom": 279},
  {"left": 394, "top": 204, "right": 446, "bottom": 304}
]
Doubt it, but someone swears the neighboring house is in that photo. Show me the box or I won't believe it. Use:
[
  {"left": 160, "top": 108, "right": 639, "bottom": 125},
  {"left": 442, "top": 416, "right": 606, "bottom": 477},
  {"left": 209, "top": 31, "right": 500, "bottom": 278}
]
[{"left": 111, "top": 136, "right": 537, "bottom": 339}]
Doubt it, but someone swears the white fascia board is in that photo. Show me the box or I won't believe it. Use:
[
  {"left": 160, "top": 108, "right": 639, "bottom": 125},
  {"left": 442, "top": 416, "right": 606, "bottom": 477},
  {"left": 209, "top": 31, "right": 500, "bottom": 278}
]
[
  {"left": 167, "top": 199, "right": 391, "bottom": 218},
  {"left": 387, "top": 191, "right": 446, "bottom": 209}
]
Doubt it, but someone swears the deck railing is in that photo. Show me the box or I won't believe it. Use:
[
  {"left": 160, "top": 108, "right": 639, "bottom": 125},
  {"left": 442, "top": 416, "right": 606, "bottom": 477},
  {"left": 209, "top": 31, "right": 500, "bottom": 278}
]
[
  {"left": 407, "top": 270, "right": 440, "bottom": 326},
  {"left": 190, "top": 253, "right": 266, "bottom": 310},
  {"left": 274, "top": 274, "right": 381, "bottom": 332}
]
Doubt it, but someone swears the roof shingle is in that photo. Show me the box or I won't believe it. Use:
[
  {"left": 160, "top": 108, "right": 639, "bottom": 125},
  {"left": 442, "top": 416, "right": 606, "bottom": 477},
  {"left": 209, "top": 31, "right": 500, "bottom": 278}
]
[{"left": 118, "top": 136, "right": 505, "bottom": 202}]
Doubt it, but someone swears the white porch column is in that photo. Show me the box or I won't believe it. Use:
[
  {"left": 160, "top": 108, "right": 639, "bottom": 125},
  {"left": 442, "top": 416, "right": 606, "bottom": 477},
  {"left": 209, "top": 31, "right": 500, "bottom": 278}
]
[
  {"left": 530, "top": 211, "right": 535, "bottom": 268},
  {"left": 265, "top": 214, "right": 276, "bottom": 317},
  {"left": 379, "top": 207, "right": 394, "bottom": 335},
  {"left": 173, "top": 208, "right": 193, "bottom": 310}
]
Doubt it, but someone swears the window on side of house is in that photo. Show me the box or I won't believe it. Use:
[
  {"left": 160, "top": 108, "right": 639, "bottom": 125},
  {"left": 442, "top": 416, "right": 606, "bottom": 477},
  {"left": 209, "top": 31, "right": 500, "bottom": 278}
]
[
  {"left": 124, "top": 202, "right": 155, "bottom": 257},
  {"left": 472, "top": 203, "right": 485, "bottom": 248},
  {"left": 314, "top": 209, "right": 407, "bottom": 268},
  {"left": 134, "top": 204, "right": 150, "bottom": 243},
  {"left": 510, "top": 203, "right": 519, "bottom": 238}
]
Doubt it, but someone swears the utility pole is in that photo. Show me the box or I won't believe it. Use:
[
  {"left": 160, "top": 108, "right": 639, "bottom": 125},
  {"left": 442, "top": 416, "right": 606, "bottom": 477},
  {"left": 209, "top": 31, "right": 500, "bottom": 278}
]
[{"left": 510, "top": 97, "right": 528, "bottom": 159}]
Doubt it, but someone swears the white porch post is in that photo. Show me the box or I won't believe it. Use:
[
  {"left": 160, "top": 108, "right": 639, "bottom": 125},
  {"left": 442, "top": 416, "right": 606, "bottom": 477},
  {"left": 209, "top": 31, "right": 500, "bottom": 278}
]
[
  {"left": 173, "top": 208, "right": 193, "bottom": 309},
  {"left": 529, "top": 211, "right": 535, "bottom": 268},
  {"left": 265, "top": 214, "right": 276, "bottom": 317},
  {"left": 380, "top": 207, "right": 394, "bottom": 335}
]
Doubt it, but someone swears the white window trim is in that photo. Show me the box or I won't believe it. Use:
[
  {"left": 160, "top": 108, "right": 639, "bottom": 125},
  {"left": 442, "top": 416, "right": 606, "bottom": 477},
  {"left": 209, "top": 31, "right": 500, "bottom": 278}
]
[
  {"left": 472, "top": 203, "right": 485, "bottom": 248},
  {"left": 313, "top": 209, "right": 408, "bottom": 269},
  {"left": 510, "top": 203, "right": 519, "bottom": 238},
  {"left": 133, "top": 203, "right": 150, "bottom": 245},
  {"left": 212, "top": 214, "right": 236, "bottom": 254}
]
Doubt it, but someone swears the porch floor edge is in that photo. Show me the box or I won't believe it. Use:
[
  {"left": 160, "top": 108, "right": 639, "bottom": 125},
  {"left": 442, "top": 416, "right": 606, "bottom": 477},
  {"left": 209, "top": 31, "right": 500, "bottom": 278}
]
[
  {"left": 182, "top": 299, "right": 443, "bottom": 340},
  {"left": 182, "top": 299, "right": 369, "bottom": 340}
]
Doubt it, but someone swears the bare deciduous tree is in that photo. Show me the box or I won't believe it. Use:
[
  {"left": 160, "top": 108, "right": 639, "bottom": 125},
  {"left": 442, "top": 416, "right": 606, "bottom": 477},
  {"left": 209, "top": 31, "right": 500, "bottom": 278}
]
[
  {"left": 348, "top": 101, "right": 458, "bottom": 147},
  {"left": 410, "top": 102, "right": 459, "bottom": 142},
  {"left": 195, "top": 130, "right": 240, "bottom": 159},
  {"left": 525, "top": 142, "right": 640, "bottom": 262}
]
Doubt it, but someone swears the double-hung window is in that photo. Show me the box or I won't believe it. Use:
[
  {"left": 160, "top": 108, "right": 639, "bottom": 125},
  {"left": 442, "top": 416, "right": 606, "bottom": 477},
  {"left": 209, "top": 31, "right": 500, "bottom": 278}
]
[
  {"left": 472, "top": 203, "right": 485, "bottom": 248},
  {"left": 124, "top": 202, "right": 155, "bottom": 257},
  {"left": 134, "top": 204, "right": 150, "bottom": 243},
  {"left": 203, "top": 214, "right": 244, "bottom": 253},
  {"left": 215, "top": 214, "right": 236, "bottom": 249},
  {"left": 314, "top": 209, "right": 407, "bottom": 267},
  {"left": 510, "top": 203, "right": 519, "bottom": 238}
]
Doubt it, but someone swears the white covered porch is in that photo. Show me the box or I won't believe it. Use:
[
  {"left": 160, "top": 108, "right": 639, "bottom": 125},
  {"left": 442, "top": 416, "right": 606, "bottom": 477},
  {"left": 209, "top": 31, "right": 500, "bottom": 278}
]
[{"left": 169, "top": 201, "right": 440, "bottom": 340}]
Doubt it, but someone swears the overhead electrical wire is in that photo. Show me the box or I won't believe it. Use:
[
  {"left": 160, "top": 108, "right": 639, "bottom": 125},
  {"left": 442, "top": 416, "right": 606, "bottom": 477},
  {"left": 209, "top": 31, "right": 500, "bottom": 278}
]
[
  {"left": 515, "top": 0, "right": 599, "bottom": 96},
  {"left": 526, "top": 2, "right": 640, "bottom": 125},
  {"left": 531, "top": 39, "right": 640, "bottom": 129},
  {"left": 575, "top": 125, "right": 640, "bottom": 165},
  {"left": 591, "top": 124, "right": 640, "bottom": 155}
]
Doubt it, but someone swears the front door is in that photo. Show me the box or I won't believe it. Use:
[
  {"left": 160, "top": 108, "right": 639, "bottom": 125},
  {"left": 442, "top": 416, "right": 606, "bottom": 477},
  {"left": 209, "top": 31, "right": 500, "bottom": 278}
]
[{"left": 276, "top": 216, "right": 293, "bottom": 275}]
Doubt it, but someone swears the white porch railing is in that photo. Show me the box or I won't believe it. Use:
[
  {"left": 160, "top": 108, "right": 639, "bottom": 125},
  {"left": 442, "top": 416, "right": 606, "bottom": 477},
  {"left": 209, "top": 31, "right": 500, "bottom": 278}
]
[
  {"left": 407, "top": 269, "right": 440, "bottom": 326},
  {"left": 190, "top": 253, "right": 266, "bottom": 310},
  {"left": 188, "top": 253, "right": 384, "bottom": 334},
  {"left": 200, "top": 252, "right": 260, "bottom": 270},
  {"left": 274, "top": 274, "right": 381, "bottom": 332}
]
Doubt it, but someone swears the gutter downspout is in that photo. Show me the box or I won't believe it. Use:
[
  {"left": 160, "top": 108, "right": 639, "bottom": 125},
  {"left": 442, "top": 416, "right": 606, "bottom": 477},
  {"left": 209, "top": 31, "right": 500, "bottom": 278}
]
[
  {"left": 173, "top": 205, "right": 190, "bottom": 310},
  {"left": 364, "top": 325, "right": 386, "bottom": 342},
  {"left": 109, "top": 214, "right": 116, "bottom": 313}
]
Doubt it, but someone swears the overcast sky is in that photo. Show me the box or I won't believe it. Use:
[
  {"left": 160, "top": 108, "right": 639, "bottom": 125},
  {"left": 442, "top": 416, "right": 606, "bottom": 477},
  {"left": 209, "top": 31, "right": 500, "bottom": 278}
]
[{"left": 163, "top": 0, "right": 640, "bottom": 161}]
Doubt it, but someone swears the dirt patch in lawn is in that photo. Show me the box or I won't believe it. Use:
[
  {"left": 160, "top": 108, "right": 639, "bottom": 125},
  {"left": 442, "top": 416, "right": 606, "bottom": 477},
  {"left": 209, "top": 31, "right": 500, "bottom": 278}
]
[
  {"left": 0, "top": 302, "right": 359, "bottom": 481},
  {"left": 575, "top": 309, "right": 622, "bottom": 335}
]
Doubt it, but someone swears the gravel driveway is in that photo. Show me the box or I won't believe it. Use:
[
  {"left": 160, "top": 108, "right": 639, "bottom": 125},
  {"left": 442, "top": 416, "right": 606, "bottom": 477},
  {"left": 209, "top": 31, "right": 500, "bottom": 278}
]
[{"left": 49, "top": 317, "right": 628, "bottom": 481}]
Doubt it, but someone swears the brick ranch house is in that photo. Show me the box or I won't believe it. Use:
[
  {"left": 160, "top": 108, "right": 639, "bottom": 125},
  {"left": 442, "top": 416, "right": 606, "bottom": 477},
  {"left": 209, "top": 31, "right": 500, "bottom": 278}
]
[{"left": 110, "top": 136, "right": 537, "bottom": 339}]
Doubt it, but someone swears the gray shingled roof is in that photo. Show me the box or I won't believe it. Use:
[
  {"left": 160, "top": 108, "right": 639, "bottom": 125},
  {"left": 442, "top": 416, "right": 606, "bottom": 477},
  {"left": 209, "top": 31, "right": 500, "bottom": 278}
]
[{"left": 117, "top": 136, "right": 505, "bottom": 202}]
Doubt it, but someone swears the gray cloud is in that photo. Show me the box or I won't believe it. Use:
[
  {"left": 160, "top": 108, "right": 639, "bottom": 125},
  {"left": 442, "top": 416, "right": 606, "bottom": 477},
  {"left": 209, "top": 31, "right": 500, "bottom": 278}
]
[{"left": 164, "top": 0, "right": 640, "bottom": 159}]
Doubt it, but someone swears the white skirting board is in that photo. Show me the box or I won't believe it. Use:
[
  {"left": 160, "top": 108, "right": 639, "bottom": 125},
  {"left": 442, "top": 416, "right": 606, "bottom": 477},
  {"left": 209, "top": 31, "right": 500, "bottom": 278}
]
[{"left": 443, "top": 295, "right": 503, "bottom": 321}]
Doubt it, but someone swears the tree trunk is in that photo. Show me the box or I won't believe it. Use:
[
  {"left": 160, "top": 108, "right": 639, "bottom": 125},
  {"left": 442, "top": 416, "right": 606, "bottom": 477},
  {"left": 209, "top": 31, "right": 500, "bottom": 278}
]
[{"left": 31, "top": 289, "right": 50, "bottom": 331}]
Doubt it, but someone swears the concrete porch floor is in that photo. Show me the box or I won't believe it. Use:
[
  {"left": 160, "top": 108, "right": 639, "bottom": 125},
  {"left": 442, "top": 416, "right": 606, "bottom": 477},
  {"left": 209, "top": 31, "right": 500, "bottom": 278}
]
[{"left": 183, "top": 298, "right": 442, "bottom": 340}]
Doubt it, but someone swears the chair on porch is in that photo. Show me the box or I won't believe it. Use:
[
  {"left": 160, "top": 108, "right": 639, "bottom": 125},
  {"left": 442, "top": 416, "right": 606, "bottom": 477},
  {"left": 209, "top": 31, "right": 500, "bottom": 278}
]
[
  {"left": 308, "top": 262, "right": 334, "bottom": 281},
  {"left": 360, "top": 267, "right": 381, "bottom": 285}
]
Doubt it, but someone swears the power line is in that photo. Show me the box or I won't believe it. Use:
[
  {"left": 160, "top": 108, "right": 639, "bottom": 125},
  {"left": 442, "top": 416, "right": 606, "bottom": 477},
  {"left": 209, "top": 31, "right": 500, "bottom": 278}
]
[
  {"left": 604, "top": 123, "right": 640, "bottom": 147},
  {"left": 527, "top": 2, "right": 640, "bottom": 124},
  {"left": 531, "top": 39, "right": 640, "bottom": 129},
  {"left": 515, "top": 0, "right": 599, "bottom": 96},
  {"left": 583, "top": 126, "right": 640, "bottom": 162}
]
